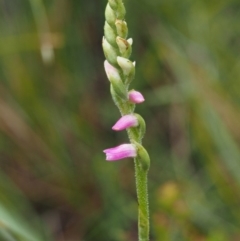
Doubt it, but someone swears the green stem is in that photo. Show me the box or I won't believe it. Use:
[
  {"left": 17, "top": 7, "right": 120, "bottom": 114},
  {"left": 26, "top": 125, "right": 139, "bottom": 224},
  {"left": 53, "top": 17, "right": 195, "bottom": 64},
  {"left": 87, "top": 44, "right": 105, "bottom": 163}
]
[
  {"left": 135, "top": 158, "right": 149, "bottom": 241},
  {"left": 122, "top": 108, "right": 150, "bottom": 241}
]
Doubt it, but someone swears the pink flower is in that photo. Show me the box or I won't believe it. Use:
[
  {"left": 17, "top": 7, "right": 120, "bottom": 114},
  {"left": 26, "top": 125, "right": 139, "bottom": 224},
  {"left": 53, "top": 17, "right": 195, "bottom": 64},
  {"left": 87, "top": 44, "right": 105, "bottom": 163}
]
[
  {"left": 128, "top": 90, "right": 145, "bottom": 104},
  {"left": 112, "top": 114, "right": 138, "bottom": 131},
  {"left": 103, "top": 144, "right": 137, "bottom": 161}
]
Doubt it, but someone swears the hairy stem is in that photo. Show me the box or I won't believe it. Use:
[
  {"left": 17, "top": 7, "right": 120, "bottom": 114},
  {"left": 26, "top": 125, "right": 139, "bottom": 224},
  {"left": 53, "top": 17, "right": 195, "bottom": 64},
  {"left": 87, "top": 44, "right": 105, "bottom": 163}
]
[{"left": 135, "top": 160, "right": 149, "bottom": 241}]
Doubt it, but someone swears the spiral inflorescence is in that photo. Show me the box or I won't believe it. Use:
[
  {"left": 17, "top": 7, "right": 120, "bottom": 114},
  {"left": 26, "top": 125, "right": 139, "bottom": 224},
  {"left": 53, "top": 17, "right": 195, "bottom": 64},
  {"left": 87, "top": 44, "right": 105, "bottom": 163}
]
[{"left": 102, "top": 1, "right": 150, "bottom": 240}]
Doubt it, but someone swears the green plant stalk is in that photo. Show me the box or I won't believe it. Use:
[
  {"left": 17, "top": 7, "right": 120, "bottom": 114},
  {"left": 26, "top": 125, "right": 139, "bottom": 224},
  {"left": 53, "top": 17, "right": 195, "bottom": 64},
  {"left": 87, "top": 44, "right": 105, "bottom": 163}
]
[{"left": 134, "top": 160, "right": 149, "bottom": 241}]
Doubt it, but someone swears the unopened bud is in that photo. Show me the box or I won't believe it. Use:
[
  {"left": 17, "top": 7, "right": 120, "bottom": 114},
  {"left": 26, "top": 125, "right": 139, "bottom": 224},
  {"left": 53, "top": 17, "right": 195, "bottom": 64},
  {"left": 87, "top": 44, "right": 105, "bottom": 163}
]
[
  {"left": 104, "top": 61, "right": 127, "bottom": 101},
  {"left": 115, "top": 2, "right": 126, "bottom": 19},
  {"left": 116, "top": 36, "right": 132, "bottom": 58},
  {"left": 105, "top": 3, "right": 116, "bottom": 26},
  {"left": 108, "top": 0, "right": 118, "bottom": 10},
  {"left": 128, "top": 90, "right": 145, "bottom": 104},
  {"left": 117, "top": 56, "right": 135, "bottom": 84},
  {"left": 104, "top": 21, "right": 117, "bottom": 47},
  {"left": 104, "top": 60, "right": 121, "bottom": 81},
  {"left": 117, "top": 56, "right": 134, "bottom": 75},
  {"left": 102, "top": 37, "right": 118, "bottom": 66},
  {"left": 115, "top": 19, "right": 128, "bottom": 39}
]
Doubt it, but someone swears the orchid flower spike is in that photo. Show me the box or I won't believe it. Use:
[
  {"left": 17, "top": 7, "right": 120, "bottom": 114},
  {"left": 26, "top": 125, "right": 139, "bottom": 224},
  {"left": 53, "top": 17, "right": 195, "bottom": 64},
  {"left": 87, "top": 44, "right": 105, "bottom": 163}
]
[
  {"left": 112, "top": 114, "right": 138, "bottom": 131},
  {"left": 103, "top": 1, "right": 150, "bottom": 239},
  {"left": 103, "top": 143, "right": 137, "bottom": 161},
  {"left": 128, "top": 90, "right": 145, "bottom": 103}
]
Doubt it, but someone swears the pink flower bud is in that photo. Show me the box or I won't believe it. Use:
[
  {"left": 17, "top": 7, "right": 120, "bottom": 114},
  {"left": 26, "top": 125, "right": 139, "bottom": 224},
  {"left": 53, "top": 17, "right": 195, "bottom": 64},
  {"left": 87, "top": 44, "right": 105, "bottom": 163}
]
[
  {"left": 128, "top": 90, "right": 145, "bottom": 104},
  {"left": 112, "top": 114, "right": 138, "bottom": 131},
  {"left": 103, "top": 144, "right": 137, "bottom": 161},
  {"left": 104, "top": 60, "right": 121, "bottom": 81}
]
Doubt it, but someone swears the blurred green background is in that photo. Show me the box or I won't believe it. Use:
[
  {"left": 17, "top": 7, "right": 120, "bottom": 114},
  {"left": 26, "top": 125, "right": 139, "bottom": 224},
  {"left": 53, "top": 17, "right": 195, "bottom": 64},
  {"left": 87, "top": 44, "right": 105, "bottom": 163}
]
[{"left": 0, "top": 0, "right": 240, "bottom": 240}]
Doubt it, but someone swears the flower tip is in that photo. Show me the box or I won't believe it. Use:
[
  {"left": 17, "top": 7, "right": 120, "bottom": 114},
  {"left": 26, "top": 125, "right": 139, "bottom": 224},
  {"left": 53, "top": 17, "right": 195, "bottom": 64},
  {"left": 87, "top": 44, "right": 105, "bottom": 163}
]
[
  {"left": 127, "top": 38, "right": 133, "bottom": 45},
  {"left": 104, "top": 60, "right": 112, "bottom": 73},
  {"left": 112, "top": 125, "right": 120, "bottom": 131}
]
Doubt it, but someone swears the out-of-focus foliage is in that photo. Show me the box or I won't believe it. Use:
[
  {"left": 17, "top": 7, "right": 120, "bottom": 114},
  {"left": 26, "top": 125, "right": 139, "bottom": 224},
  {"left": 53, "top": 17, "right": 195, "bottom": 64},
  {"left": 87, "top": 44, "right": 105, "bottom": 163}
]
[{"left": 0, "top": 0, "right": 240, "bottom": 240}]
